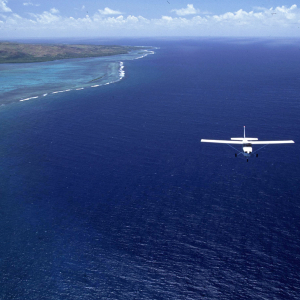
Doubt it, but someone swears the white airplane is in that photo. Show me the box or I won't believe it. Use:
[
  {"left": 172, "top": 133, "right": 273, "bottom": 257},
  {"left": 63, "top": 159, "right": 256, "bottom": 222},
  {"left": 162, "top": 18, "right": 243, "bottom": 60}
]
[{"left": 201, "top": 126, "right": 294, "bottom": 161}]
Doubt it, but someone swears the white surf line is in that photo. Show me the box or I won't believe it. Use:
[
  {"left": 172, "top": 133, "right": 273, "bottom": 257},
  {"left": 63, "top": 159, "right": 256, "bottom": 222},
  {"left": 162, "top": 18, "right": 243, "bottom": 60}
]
[
  {"left": 134, "top": 50, "right": 155, "bottom": 60},
  {"left": 91, "top": 85, "right": 100, "bottom": 88},
  {"left": 52, "top": 89, "right": 72, "bottom": 94},
  {"left": 119, "top": 62, "right": 125, "bottom": 79},
  {"left": 19, "top": 85, "right": 92, "bottom": 103},
  {"left": 52, "top": 90, "right": 64, "bottom": 94},
  {"left": 19, "top": 89, "right": 73, "bottom": 102},
  {"left": 20, "top": 96, "right": 39, "bottom": 102}
]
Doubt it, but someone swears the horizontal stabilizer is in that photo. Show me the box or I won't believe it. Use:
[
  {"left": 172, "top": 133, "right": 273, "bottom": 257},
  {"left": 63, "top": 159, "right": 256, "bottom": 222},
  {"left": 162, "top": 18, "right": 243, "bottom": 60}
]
[
  {"left": 201, "top": 139, "right": 243, "bottom": 144},
  {"left": 231, "top": 137, "right": 258, "bottom": 141},
  {"left": 251, "top": 140, "right": 295, "bottom": 144}
]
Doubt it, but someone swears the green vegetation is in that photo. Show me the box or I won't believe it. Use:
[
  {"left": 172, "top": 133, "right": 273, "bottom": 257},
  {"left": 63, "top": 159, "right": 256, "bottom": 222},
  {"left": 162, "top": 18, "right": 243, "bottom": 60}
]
[{"left": 0, "top": 42, "right": 139, "bottom": 63}]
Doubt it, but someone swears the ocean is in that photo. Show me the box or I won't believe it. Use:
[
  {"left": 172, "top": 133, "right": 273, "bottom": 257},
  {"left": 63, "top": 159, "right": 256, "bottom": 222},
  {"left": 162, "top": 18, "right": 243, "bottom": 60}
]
[{"left": 0, "top": 38, "right": 299, "bottom": 299}]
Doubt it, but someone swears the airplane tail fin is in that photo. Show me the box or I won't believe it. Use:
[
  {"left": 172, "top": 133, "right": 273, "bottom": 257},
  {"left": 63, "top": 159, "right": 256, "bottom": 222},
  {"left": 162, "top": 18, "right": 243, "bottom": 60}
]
[
  {"left": 231, "top": 126, "right": 246, "bottom": 141},
  {"left": 231, "top": 127, "right": 257, "bottom": 141}
]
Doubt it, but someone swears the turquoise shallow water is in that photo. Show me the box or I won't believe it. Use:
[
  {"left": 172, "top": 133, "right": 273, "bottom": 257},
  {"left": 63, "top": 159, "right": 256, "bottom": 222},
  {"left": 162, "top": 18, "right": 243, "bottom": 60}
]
[{"left": 0, "top": 48, "right": 154, "bottom": 104}]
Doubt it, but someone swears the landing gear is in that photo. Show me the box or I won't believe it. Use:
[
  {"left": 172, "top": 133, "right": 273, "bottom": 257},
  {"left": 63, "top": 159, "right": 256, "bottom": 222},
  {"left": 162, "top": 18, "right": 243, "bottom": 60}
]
[
  {"left": 256, "top": 154, "right": 258, "bottom": 157},
  {"left": 247, "top": 159, "right": 248, "bottom": 162},
  {"left": 235, "top": 153, "right": 237, "bottom": 157}
]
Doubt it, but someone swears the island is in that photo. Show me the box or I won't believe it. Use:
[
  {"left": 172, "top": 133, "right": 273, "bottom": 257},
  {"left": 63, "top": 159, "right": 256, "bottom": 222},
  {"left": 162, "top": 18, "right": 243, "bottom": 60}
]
[{"left": 0, "top": 42, "right": 140, "bottom": 63}]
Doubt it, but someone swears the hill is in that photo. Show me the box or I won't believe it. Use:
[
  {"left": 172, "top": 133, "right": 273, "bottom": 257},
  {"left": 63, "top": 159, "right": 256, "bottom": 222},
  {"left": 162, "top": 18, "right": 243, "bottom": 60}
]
[{"left": 0, "top": 42, "right": 139, "bottom": 63}]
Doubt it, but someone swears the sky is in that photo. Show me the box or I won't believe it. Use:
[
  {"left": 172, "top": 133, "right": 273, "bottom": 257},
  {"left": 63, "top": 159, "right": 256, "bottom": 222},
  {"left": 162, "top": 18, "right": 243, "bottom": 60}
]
[{"left": 0, "top": 0, "right": 300, "bottom": 38}]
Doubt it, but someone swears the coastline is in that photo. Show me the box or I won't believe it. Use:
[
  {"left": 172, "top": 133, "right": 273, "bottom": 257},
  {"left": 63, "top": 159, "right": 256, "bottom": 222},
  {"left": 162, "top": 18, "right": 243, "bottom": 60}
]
[
  {"left": 0, "top": 42, "right": 142, "bottom": 64},
  {"left": 0, "top": 47, "right": 155, "bottom": 106}
]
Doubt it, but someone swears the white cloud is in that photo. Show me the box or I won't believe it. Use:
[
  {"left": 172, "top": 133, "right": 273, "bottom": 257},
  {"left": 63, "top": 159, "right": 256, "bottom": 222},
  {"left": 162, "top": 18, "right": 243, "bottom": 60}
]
[
  {"left": 172, "top": 4, "right": 199, "bottom": 16},
  {"left": 0, "top": 0, "right": 12, "bottom": 12},
  {"left": 0, "top": 4, "right": 300, "bottom": 38},
  {"left": 23, "top": 2, "right": 40, "bottom": 6},
  {"left": 28, "top": 9, "right": 61, "bottom": 24},
  {"left": 274, "top": 4, "right": 297, "bottom": 19},
  {"left": 211, "top": 5, "right": 300, "bottom": 27},
  {"left": 162, "top": 16, "right": 173, "bottom": 22},
  {"left": 50, "top": 8, "right": 59, "bottom": 14},
  {"left": 98, "top": 7, "right": 122, "bottom": 15}
]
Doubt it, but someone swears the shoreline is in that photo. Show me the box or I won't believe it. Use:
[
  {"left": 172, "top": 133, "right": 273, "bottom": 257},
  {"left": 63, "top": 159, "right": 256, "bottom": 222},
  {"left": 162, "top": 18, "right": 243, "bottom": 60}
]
[
  {"left": 0, "top": 42, "right": 144, "bottom": 64},
  {"left": 0, "top": 48, "right": 155, "bottom": 106}
]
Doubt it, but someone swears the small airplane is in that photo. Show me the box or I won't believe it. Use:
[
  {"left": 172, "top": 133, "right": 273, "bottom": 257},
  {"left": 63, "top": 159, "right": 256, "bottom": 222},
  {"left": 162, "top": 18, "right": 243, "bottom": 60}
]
[{"left": 201, "top": 126, "right": 294, "bottom": 161}]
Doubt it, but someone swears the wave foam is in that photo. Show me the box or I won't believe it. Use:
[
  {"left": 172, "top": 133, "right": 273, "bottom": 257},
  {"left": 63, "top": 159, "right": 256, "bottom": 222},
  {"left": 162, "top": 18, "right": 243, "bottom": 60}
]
[
  {"left": 119, "top": 62, "right": 125, "bottom": 79},
  {"left": 20, "top": 96, "right": 39, "bottom": 102},
  {"left": 134, "top": 49, "right": 156, "bottom": 60}
]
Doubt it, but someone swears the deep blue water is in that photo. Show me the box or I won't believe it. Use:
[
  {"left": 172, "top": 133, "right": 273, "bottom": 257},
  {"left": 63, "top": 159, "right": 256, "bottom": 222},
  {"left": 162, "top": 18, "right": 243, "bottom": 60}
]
[{"left": 0, "top": 38, "right": 300, "bottom": 299}]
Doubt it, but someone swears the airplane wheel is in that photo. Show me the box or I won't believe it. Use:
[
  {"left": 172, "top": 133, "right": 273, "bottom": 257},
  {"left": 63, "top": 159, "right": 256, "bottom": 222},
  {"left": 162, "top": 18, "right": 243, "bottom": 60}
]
[
  {"left": 256, "top": 154, "right": 258, "bottom": 157},
  {"left": 235, "top": 153, "right": 237, "bottom": 157},
  {"left": 247, "top": 159, "right": 248, "bottom": 162}
]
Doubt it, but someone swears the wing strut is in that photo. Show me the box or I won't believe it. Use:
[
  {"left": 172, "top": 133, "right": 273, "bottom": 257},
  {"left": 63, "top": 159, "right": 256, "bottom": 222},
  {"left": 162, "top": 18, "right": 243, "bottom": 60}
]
[
  {"left": 251, "top": 144, "right": 269, "bottom": 155},
  {"left": 226, "top": 143, "right": 243, "bottom": 156}
]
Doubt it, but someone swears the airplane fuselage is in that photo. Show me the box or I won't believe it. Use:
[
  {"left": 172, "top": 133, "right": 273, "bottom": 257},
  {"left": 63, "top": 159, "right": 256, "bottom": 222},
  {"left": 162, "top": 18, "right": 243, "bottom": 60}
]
[{"left": 242, "top": 141, "right": 252, "bottom": 156}]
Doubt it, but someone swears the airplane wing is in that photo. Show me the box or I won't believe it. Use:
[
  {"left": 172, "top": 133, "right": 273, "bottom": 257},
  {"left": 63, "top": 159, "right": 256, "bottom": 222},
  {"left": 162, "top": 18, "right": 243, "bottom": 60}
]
[
  {"left": 201, "top": 139, "right": 243, "bottom": 144},
  {"left": 251, "top": 140, "right": 295, "bottom": 144}
]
